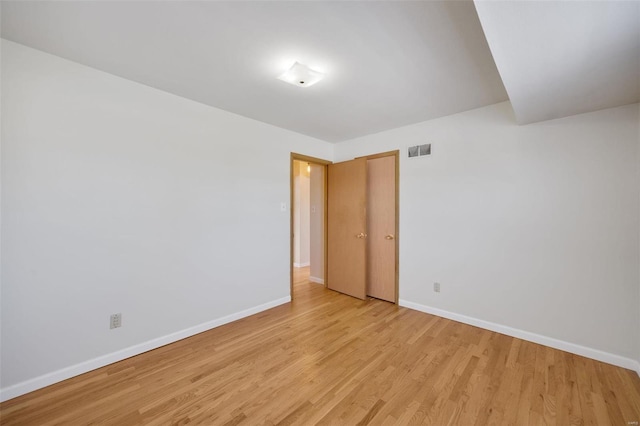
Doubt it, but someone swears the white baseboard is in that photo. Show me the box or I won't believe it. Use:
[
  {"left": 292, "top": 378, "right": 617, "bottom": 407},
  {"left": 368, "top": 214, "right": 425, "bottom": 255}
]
[
  {"left": 309, "top": 276, "right": 325, "bottom": 285},
  {"left": 0, "top": 296, "right": 291, "bottom": 402},
  {"left": 293, "top": 262, "right": 310, "bottom": 268},
  {"left": 399, "top": 299, "right": 640, "bottom": 377}
]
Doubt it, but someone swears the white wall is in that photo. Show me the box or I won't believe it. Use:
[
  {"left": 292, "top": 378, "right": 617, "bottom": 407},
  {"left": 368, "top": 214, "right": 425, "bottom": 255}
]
[
  {"left": 309, "top": 164, "right": 324, "bottom": 283},
  {"left": 335, "top": 101, "right": 640, "bottom": 372},
  {"left": 2, "top": 38, "right": 639, "bottom": 403},
  {"left": 0, "top": 40, "right": 333, "bottom": 399}
]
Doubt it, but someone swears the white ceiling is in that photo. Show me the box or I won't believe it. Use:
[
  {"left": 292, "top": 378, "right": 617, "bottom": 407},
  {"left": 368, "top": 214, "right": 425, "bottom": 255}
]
[
  {"left": 475, "top": 0, "right": 640, "bottom": 125},
  {"left": 0, "top": 1, "right": 508, "bottom": 142},
  {"left": 1, "top": 1, "right": 638, "bottom": 142}
]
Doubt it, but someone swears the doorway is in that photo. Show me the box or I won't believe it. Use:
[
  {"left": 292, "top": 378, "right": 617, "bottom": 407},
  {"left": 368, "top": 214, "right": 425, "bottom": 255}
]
[
  {"left": 289, "top": 150, "right": 399, "bottom": 304},
  {"left": 290, "top": 153, "right": 330, "bottom": 299}
]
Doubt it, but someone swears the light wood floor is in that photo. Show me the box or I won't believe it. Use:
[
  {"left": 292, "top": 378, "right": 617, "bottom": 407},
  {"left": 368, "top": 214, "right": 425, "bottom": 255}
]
[{"left": 2, "top": 267, "right": 639, "bottom": 425}]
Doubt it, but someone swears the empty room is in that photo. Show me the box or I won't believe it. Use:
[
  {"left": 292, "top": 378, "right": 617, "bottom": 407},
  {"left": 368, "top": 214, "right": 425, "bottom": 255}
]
[{"left": 1, "top": 1, "right": 639, "bottom": 425}]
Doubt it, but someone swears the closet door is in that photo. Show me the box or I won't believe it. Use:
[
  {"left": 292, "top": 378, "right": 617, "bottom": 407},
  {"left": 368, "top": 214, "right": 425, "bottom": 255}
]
[
  {"left": 367, "top": 155, "right": 396, "bottom": 302},
  {"left": 327, "top": 158, "right": 367, "bottom": 300}
]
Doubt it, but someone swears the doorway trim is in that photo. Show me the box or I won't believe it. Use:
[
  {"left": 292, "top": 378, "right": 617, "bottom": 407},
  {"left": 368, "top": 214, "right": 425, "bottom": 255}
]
[
  {"left": 290, "top": 153, "right": 332, "bottom": 299},
  {"left": 356, "top": 150, "right": 400, "bottom": 304}
]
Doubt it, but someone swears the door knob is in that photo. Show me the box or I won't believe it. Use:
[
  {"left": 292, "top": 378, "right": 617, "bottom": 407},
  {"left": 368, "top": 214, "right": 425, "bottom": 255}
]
[
  {"left": 356, "top": 233, "right": 367, "bottom": 239},
  {"left": 385, "top": 234, "right": 395, "bottom": 240}
]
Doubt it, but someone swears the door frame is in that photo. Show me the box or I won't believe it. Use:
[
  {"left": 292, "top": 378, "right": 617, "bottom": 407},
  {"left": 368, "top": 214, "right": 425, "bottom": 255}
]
[
  {"left": 356, "top": 150, "right": 400, "bottom": 304},
  {"left": 290, "top": 153, "right": 332, "bottom": 299}
]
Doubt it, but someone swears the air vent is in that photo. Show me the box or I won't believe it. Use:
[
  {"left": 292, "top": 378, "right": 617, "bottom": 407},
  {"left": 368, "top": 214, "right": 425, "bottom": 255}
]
[{"left": 408, "top": 144, "right": 431, "bottom": 157}]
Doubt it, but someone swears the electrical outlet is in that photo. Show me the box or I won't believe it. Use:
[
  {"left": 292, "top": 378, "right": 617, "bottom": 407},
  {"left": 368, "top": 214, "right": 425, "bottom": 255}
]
[
  {"left": 433, "top": 282, "right": 441, "bottom": 293},
  {"left": 110, "top": 313, "right": 122, "bottom": 329}
]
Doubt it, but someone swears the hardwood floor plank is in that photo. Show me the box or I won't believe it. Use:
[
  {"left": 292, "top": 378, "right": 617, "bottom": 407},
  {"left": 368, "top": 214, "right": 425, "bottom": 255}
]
[
  {"left": 472, "top": 333, "right": 512, "bottom": 425},
  {"left": 355, "top": 398, "right": 385, "bottom": 426},
  {"left": 1, "top": 266, "right": 639, "bottom": 425}
]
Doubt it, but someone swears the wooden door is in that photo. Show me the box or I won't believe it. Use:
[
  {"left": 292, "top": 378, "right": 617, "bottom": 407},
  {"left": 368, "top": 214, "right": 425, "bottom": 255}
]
[
  {"left": 327, "top": 158, "right": 367, "bottom": 299},
  {"left": 366, "top": 155, "right": 396, "bottom": 302}
]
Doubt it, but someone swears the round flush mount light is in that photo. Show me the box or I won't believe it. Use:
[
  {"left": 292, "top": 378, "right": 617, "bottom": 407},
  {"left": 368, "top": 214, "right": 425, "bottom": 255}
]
[{"left": 278, "top": 62, "right": 325, "bottom": 88}]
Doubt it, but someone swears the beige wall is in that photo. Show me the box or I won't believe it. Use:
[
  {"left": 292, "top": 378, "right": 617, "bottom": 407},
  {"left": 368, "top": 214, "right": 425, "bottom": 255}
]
[
  {"left": 309, "top": 164, "right": 325, "bottom": 283},
  {"left": 293, "top": 161, "right": 310, "bottom": 267}
]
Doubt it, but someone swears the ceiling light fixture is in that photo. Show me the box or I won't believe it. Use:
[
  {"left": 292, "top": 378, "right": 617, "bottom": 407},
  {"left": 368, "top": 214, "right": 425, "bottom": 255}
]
[{"left": 278, "top": 62, "right": 325, "bottom": 88}]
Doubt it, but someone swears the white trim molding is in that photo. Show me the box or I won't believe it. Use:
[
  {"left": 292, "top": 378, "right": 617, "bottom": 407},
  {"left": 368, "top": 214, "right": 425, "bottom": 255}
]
[
  {"left": 309, "top": 276, "right": 325, "bottom": 284},
  {"left": 0, "top": 296, "right": 291, "bottom": 402},
  {"left": 399, "top": 299, "right": 640, "bottom": 377},
  {"left": 293, "top": 262, "right": 310, "bottom": 268}
]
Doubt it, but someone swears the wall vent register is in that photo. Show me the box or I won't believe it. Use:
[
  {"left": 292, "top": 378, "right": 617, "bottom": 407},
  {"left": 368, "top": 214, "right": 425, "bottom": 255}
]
[{"left": 408, "top": 143, "right": 431, "bottom": 157}]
